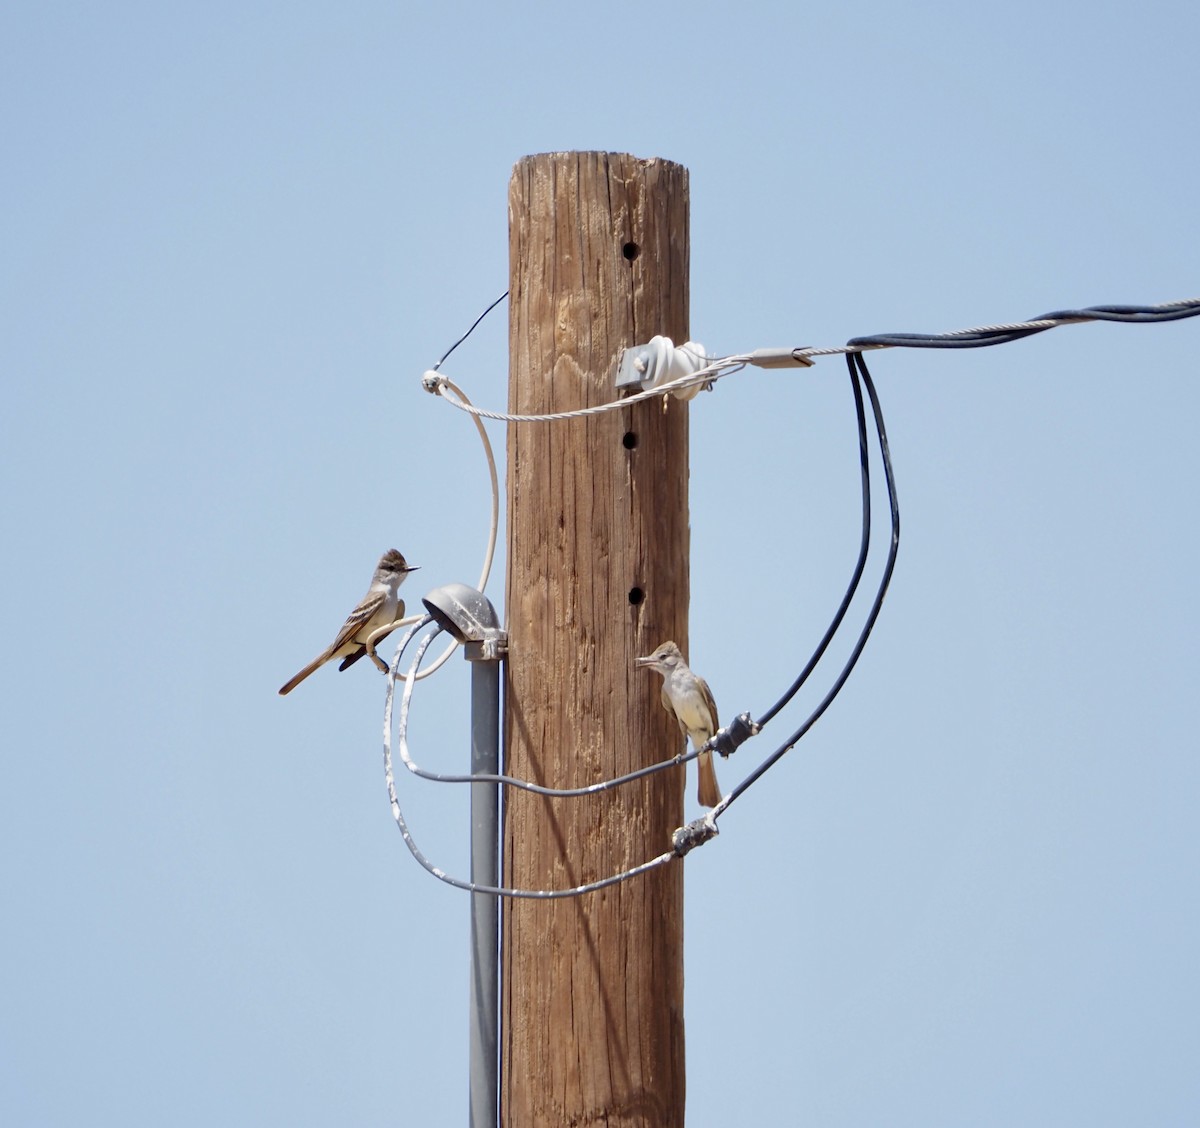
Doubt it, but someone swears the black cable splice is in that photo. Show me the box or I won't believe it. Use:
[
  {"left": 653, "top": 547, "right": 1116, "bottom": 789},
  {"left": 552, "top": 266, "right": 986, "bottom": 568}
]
[
  {"left": 709, "top": 712, "right": 761, "bottom": 759},
  {"left": 672, "top": 815, "right": 719, "bottom": 857}
]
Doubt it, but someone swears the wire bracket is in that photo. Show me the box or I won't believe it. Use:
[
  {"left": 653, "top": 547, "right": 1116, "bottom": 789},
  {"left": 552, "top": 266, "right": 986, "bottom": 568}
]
[{"left": 465, "top": 635, "right": 507, "bottom": 663}]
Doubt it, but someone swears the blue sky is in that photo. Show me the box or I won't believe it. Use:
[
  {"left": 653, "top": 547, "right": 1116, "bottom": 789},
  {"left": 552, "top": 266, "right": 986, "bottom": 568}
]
[{"left": 3, "top": 2, "right": 1197, "bottom": 1124}]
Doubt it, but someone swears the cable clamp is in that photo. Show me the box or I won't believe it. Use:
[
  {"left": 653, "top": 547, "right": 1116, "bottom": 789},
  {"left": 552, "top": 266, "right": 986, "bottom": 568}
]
[
  {"left": 709, "top": 712, "right": 760, "bottom": 760},
  {"left": 464, "top": 633, "right": 508, "bottom": 663},
  {"left": 746, "top": 347, "right": 815, "bottom": 369},
  {"left": 672, "top": 812, "right": 719, "bottom": 857}
]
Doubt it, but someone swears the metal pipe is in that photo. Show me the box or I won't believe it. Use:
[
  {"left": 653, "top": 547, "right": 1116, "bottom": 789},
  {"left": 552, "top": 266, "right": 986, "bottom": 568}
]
[
  {"left": 417, "top": 582, "right": 504, "bottom": 1126},
  {"left": 469, "top": 652, "right": 500, "bottom": 1128}
]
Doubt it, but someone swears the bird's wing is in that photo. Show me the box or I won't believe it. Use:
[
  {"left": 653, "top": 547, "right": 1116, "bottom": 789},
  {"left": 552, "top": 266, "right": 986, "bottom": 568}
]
[
  {"left": 328, "top": 589, "right": 387, "bottom": 655},
  {"left": 338, "top": 600, "right": 404, "bottom": 671},
  {"left": 338, "top": 646, "right": 368, "bottom": 671},
  {"left": 698, "top": 675, "right": 719, "bottom": 729}
]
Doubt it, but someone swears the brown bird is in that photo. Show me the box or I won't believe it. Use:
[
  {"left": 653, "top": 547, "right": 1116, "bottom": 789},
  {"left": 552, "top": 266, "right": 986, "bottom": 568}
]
[
  {"left": 635, "top": 640, "right": 722, "bottom": 807},
  {"left": 279, "top": 549, "right": 417, "bottom": 695}
]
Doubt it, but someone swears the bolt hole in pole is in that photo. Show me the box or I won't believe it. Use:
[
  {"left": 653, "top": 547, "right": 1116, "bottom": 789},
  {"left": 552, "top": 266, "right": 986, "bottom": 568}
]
[
  {"left": 628, "top": 587, "right": 645, "bottom": 606},
  {"left": 622, "top": 431, "right": 638, "bottom": 449},
  {"left": 622, "top": 241, "right": 640, "bottom": 261}
]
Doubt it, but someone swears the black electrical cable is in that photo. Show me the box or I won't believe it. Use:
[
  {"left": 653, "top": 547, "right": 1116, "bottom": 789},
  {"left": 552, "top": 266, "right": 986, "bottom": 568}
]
[
  {"left": 846, "top": 298, "right": 1200, "bottom": 351},
  {"left": 849, "top": 326, "right": 1044, "bottom": 349},
  {"left": 717, "top": 351, "right": 900, "bottom": 813},
  {"left": 1039, "top": 302, "right": 1200, "bottom": 324},
  {"left": 720, "top": 298, "right": 1199, "bottom": 764},
  {"left": 754, "top": 350, "right": 873, "bottom": 729},
  {"left": 432, "top": 290, "right": 508, "bottom": 371}
]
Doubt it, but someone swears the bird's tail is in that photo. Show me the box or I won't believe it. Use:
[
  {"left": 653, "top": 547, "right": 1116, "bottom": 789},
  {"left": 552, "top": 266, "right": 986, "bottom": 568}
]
[
  {"left": 697, "top": 749, "right": 722, "bottom": 808},
  {"left": 278, "top": 653, "right": 328, "bottom": 695}
]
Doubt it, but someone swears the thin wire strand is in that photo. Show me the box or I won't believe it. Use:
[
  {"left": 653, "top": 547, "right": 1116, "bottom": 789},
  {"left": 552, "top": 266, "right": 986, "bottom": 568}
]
[
  {"left": 366, "top": 292, "right": 505, "bottom": 680},
  {"left": 363, "top": 372, "right": 506, "bottom": 680},
  {"left": 433, "top": 290, "right": 509, "bottom": 371},
  {"left": 381, "top": 616, "right": 679, "bottom": 897},
  {"left": 425, "top": 358, "right": 749, "bottom": 423},
  {"left": 379, "top": 375, "right": 502, "bottom": 682},
  {"left": 386, "top": 617, "right": 710, "bottom": 796}
]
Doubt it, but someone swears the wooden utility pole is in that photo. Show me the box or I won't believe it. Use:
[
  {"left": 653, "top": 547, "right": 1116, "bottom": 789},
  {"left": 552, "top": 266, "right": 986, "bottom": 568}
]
[{"left": 502, "top": 152, "right": 691, "bottom": 1127}]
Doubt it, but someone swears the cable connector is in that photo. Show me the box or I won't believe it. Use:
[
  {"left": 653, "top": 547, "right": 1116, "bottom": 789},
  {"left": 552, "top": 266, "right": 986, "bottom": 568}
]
[
  {"left": 421, "top": 370, "right": 447, "bottom": 394},
  {"left": 616, "top": 337, "right": 712, "bottom": 399},
  {"left": 746, "top": 347, "right": 815, "bottom": 369},
  {"left": 672, "top": 812, "right": 719, "bottom": 857},
  {"left": 709, "top": 712, "right": 760, "bottom": 760}
]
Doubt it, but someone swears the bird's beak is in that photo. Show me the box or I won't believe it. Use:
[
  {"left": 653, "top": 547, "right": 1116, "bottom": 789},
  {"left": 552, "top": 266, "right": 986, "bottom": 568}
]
[{"left": 634, "top": 655, "right": 655, "bottom": 667}]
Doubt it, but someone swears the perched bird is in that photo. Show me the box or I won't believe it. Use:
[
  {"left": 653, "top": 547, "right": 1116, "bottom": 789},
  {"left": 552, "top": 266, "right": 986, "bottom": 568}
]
[
  {"left": 635, "top": 640, "right": 722, "bottom": 807},
  {"left": 279, "top": 549, "right": 417, "bottom": 695}
]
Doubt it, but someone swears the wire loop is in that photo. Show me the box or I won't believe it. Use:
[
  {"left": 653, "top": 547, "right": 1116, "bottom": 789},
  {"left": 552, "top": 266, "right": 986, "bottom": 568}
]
[
  {"left": 384, "top": 293, "right": 1199, "bottom": 894},
  {"left": 382, "top": 616, "right": 682, "bottom": 897}
]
